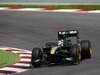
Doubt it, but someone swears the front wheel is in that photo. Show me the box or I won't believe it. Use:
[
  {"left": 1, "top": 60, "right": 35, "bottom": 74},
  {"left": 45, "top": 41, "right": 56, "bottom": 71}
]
[{"left": 31, "top": 48, "right": 43, "bottom": 67}]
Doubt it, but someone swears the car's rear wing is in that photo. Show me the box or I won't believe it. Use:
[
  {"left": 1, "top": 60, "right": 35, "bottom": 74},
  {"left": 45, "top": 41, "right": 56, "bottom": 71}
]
[{"left": 58, "top": 30, "right": 79, "bottom": 40}]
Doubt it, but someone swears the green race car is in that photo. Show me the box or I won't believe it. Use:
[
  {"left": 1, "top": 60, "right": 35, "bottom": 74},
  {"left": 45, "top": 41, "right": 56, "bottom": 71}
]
[{"left": 31, "top": 30, "right": 92, "bottom": 67}]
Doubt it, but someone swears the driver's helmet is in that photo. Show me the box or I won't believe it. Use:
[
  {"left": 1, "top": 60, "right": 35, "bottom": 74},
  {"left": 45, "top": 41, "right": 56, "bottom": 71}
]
[{"left": 58, "top": 39, "right": 64, "bottom": 46}]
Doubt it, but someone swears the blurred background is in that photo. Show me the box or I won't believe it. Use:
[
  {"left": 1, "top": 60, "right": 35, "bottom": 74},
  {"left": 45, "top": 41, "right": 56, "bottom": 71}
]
[{"left": 0, "top": 0, "right": 99, "bottom": 3}]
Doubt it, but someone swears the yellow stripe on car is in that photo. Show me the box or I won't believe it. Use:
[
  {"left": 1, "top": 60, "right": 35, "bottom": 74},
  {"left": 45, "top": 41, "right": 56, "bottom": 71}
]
[{"left": 50, "top": 47, "right": 58, "bottom": 54}]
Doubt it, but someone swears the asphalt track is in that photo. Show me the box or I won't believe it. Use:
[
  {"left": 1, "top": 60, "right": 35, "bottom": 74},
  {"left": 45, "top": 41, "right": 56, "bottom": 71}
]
[{"left": 0, "top": 11, "right": 100, "bottom": 75}]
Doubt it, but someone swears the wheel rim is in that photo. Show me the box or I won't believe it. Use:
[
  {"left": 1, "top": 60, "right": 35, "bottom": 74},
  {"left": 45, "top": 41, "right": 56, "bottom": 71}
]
[{"left": 75, "top": 48, "right": 81, "bottom": 64}]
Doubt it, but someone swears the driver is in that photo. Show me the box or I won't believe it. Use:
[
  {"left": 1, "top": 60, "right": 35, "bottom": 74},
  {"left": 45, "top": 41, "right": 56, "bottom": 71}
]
[
  {"left": 58, "top": 38, "right": 72, "bottom": 47},
  {"left": 58, "top": 39, "right": 64, "bottom": 47}
]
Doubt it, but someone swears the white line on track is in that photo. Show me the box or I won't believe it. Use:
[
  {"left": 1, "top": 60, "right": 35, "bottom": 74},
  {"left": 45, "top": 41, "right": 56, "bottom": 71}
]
[
  {"left": 51, "top": 9, "right": 79, "bottom": 12},
  {"left": 11, "top": 51, "right": 32, "bottom": 54},
  {"left": 20, "top": 54, "right": 31, "bottom": 57},
  {"left": 11, "top": 51, "right": 20, "bottom": 53},
  {"left": 0, "top": 48, "right": 8, "bottom": 50},
  {"left": 0, "top": 7, "right": 7, "bottom": 10},
  {"left": 0, "top": 67, "right": 27, "bottom": 73},
  {"left": 88, "top": 10, "right": 100, "bottom": 13},
  {"left": 20, "top": 58, "right": 31, "bottom": 62},
  {"left": 0, "top": 7, "right": 100, "bottom": 13},
  {"left": 12, "top": 63, "right": 30, "bottom": 67},
  {"left": 16, "top": 8, "right": 44, "bottom": 11},
  {"left": 22, "top": 50, "right": 32, "bottom": 53}
]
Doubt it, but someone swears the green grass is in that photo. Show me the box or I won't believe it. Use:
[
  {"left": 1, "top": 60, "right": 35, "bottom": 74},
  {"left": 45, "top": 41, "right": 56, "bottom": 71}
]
[
  {"left": 0, "top": 50, "right": 20, "bottom": 68},
  {"left": 0, "top": 4, "right": 100, "bottom": 10}
]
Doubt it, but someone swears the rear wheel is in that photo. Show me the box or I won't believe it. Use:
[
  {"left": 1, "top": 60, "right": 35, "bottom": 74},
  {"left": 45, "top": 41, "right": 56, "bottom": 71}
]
[
  {"left": 31, "top": 48, "right": 43, "bottom": 67},
  {"left": 81, "top": 40, "right": 91, "bottom": 60},
  {"left": 45, "top": 42, "right": 57, "bottom": 48}
]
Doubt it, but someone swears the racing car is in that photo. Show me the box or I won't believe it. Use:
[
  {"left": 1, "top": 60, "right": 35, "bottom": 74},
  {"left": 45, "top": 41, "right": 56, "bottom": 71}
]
[{"left": 31, "top": 30, "right": 92, "bottom": 67}]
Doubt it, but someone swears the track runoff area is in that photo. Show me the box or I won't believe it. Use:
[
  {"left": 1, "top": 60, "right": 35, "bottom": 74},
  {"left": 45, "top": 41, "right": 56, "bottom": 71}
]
[
  {"left": 0, "top": 4, "right": 100, "bottom": 13},
  {"left": 0, "top": 47, "right": 32, "bottom": 75}
]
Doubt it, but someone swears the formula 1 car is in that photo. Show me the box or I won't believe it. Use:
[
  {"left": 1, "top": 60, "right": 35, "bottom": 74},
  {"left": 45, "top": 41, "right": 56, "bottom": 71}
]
[{"left": 31, "top": 30, "right": 92, "bottom": 67}]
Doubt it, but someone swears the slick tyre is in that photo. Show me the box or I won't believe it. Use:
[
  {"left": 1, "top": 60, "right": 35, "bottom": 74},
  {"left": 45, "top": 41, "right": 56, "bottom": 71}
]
[
  {"left": 81, "top": 40, "right": 91, "bottom": 60},
  {"left": 31, "top": 48, "right": 43, "bottom": 67}
]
